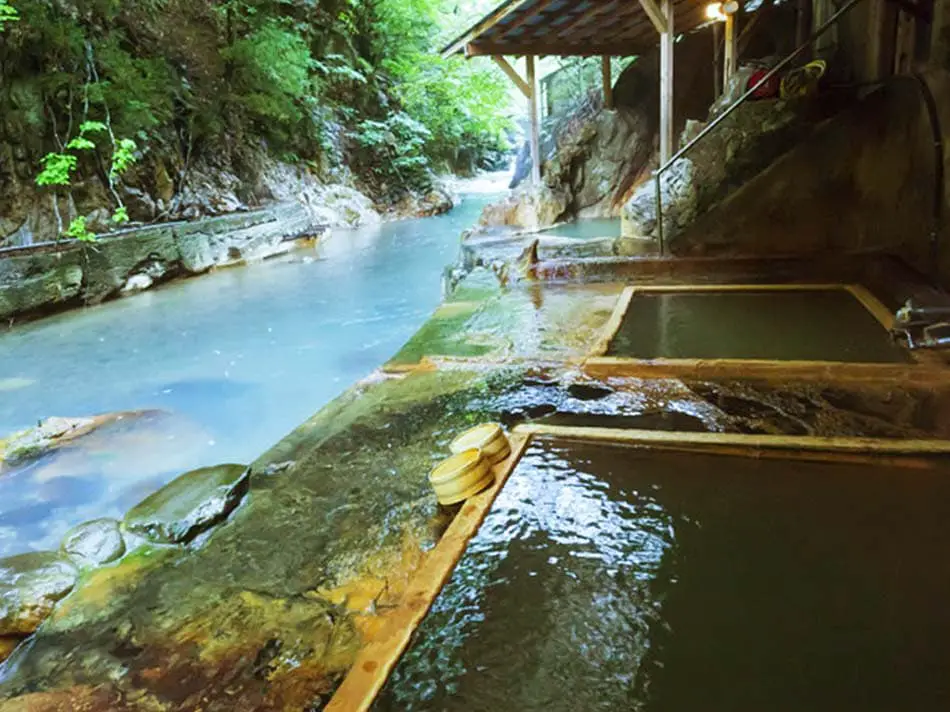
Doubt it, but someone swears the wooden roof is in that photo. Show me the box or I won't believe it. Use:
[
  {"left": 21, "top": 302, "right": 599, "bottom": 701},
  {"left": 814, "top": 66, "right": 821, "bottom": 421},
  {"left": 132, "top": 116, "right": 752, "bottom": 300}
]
[{"left": 441, "top": 0, "right": 711, "bottom": 58}]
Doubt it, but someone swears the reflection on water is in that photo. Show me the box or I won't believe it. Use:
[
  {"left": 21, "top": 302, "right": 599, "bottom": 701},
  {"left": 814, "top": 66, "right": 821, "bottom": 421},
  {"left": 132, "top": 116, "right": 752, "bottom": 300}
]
[
  {"left": 545, "top": 218, "right": 621, "bottom": 240},
  {"left": 0, "top": 411, "right": 212, "bottom": 555},
  {"left": 380, "top": 438, "right": 950, "bottom": 711},
  {"left": 608, "top": 290, "right": 911, "bottom": 363},
  {"left": 378, "top": 440, "right": 677, "bottom": 711},
  {"left": 0, "top": 181, "right": 505, "bottom": 555}
]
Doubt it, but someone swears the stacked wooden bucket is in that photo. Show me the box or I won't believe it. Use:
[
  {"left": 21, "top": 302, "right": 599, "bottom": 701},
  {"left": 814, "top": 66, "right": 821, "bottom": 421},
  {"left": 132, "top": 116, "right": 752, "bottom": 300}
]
[{"left": 429, "top": 423, "right": 511, "bottom": 505}]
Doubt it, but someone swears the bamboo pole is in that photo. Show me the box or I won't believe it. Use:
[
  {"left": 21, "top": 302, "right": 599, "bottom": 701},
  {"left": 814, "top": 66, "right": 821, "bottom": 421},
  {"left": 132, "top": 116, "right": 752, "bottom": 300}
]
[
  {"left": 515, "top": 423, "right": 950, "bottom": 455},
  {"left": 326, "top": 433, "right": 531, "bottom": 712}
]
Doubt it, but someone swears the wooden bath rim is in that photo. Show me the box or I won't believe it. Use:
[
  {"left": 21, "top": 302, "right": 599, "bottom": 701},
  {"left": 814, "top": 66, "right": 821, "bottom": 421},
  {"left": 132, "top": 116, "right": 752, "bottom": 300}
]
[{"left": 325, "top": 425, "right": 950, "bottom": 711}]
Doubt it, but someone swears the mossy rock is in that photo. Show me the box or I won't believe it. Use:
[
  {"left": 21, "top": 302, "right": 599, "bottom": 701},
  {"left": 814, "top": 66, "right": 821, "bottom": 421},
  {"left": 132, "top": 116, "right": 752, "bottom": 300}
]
[
  {"left": 124, "top": 464, "right": 250, "bottom": 544},
  {"left": 0, "top": 552, "right": 77, "bottom": 636},
  {"left": 61, "top": 518, "right": 126, "bottom": 567}
]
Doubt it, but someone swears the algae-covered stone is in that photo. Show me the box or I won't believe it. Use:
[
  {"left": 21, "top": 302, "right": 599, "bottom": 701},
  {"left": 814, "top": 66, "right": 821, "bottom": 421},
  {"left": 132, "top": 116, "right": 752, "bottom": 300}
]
[
  {"left": 1, "top": 416, "right": 95, "bottom": 465},
  {"left": 61, "top": 518, "right": 125, "bottom": 567},
  {"left": 0, "top": 552, "right": 77, "bottom": 636},
  {"left": 0, "top": 635, "right": 21, "bottom": 663},
  {"left": 124, "top": 464, "right": 250, "bottom": 544}
]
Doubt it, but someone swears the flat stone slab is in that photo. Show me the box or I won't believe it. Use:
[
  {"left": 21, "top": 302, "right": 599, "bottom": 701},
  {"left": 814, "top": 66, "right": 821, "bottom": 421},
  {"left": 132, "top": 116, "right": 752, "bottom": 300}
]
[
  {"left": 124, "top": 464, "right": 250, "bottom": 544},
  {"left": 0, "top": 552, "right": 77, "bottom": 636},
  {"left": 61, "top": 518, "right": 126, "bottom": 567}
]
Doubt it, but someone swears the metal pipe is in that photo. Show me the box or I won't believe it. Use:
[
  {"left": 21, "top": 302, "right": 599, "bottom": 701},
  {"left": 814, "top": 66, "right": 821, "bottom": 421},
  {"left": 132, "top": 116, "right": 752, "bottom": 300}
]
[
  {"left": 651, "top": 0, "right": 868, "bottom": 249},
  {"left": 895, "top": 300, "right": 950, "bottom": 326},
  {"left": 655, "top": 171, "right": 664, "bottom": 255}
]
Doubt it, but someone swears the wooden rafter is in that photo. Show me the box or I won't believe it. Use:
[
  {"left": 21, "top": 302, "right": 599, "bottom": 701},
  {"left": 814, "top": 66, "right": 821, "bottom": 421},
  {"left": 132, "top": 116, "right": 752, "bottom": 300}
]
[
  {"left": 492, "top": 56, "right": 531, "bottom": 97},
  {"left": 638, "top": 0, "right": 669, "bottom": 34},
  {"left": 499, "top": 0, "right": 558, "bottom": 39},
  {"left": 572, "top": 2, "right": 643, "bottom": 42},
  {"left": 553, "top": 0, "right": 621, "bottom": 39},
  {"left": 467, "top": 40, "right": 649, "bottom": 57},
  {"left": 440, "top": 0, "right": 528, "bottom": 58}
]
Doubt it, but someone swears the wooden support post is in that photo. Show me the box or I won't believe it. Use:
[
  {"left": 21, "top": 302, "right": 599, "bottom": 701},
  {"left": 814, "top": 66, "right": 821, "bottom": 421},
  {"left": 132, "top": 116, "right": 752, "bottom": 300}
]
[
  {"left": 724, "top": 12, "right": 737, "bottom": 85},
  {"left": 492, "top": 55, "right": 530, "bottom": 98},
  {"left": 601, "top": 56, "right": 614, "bottom": 109},
  {"left": 796, "top": 0, "right": 811, "bottom": 48},
  {"left": 659, "top": 0, "right": 674, "bottom": 164},
  {"left": 894, "top": 8, "right": 916, "bottom": 74},
  {"left": 639, "top": 0, "right": 670, "bottom": 33},
  {"left": 812, "top": 0, "right": 836, "bottom": 60},
  {"left": 527, "top": 55, "right": 541, "bottom": 185},
  {"left": 864, "top": 0, "right": 885, "bottom": 81},
  {"left": 713, "top": 22, "right": 722, "bottom": 97}
]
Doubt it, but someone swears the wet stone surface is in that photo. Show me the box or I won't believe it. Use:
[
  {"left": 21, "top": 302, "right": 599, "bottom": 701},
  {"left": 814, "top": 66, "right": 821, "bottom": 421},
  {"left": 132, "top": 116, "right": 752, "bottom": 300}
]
[
  {"left": 379, "top": 438, "right": 950, "bottom": 711},
  {"left": 0, "top": 303, "right": 946, "bottom": 710},
  {"left": 0, "top": 552, "right": 77, "bottom": 636},
  {"left": 60, "top": 519, "right": 125, "bottom": 568},
  {"left": 124, "top": 464, "right": 250, "bottom": 544}
]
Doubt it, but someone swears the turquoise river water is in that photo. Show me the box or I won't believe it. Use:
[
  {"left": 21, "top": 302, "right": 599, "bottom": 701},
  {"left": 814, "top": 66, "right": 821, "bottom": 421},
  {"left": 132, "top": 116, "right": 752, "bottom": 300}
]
[{"left": 0, "top": 179, "right": 510, "bottom": 555}]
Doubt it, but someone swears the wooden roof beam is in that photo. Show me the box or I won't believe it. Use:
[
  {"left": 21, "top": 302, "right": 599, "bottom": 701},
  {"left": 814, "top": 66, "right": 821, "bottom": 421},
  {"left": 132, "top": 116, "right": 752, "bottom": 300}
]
[
  {"left": 492, "top": 55, "right": 531, "bottom": 97},
  {"left": 496, "top": 0, "right": 560, "bottom": 40},
  {"left": 468, "top": 40, "right": 648, "bottom": 56},
  {"left": 554, "top": 0, "right": 621, "bottom": 39},
  {"left": 441, "top": 0, "right": 530, "bottom": 57},
  {"left": 571, "top": 3, "right": 644, "bottom": 43},
  {"left": 639, "top": 0, "right": 669, "bottom": 34}
]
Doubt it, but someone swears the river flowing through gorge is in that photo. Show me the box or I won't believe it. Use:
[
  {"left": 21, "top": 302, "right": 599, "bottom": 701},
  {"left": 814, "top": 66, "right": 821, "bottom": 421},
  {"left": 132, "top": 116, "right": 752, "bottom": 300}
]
[{"left": 0, "top": 174, "right": 508, "bottom": 556}]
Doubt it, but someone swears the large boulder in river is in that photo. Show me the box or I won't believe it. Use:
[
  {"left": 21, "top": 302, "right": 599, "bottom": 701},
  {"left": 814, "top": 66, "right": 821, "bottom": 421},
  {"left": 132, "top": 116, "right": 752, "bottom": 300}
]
[
  {"left": 1, "top": 416, "right": 96, "bottom": 465},
  {"left": 124, "top": 464, "right": 250, "bottom": 544},
  {"left": 0, "top": 552, "right": 77, "bottom": 636},
  {"left": 479, "top": 182, "right": 571, "bottom": 230},
  {"left": 60, "top": 519, "right": 126, "bottom": 568}
]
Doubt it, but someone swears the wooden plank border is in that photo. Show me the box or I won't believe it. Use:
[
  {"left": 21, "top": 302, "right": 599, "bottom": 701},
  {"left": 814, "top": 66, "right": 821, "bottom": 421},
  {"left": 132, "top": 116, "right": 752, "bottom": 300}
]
[
  {"left": 583, "top": 356, "right": 947, "bottom": 384},
  {"left": 327, "top": 422, "right": 949, "bottom": 711},
  {"left": 845, "top": 283, "right": 896, "bottom": 330},
  {"left": 326, "top": 433, "right": 532, "bottom": 712},
  {"left": 582, "top": 282, "right": 942, "bottom": 376},
  {"left": 515, "top": 423, "right": 950, "bottom": 456},
  {"left": 588, "top": 285, "right": 635, "bottom": 357}
]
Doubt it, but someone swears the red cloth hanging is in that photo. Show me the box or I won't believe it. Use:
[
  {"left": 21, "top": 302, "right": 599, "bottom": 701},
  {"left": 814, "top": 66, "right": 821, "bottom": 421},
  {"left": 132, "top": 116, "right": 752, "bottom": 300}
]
[{"left": 746, "top": 69, "right": 781, "bottom": 99}]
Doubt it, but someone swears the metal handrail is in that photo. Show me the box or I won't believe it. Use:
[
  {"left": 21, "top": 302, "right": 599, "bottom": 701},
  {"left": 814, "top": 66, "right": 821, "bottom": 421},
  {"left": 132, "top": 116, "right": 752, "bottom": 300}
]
[{"left": 653, "top": 0, "right": 868, "bottom": 254}]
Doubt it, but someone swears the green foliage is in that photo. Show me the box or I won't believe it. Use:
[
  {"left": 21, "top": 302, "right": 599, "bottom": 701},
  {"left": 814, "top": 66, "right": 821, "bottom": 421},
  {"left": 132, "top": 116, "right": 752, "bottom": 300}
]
[
  {"left": 110, "top": 138, "right": 137, "bottom": 177},
  {"left": 224, "top": 22, "right": 313, "bottom": 124},
  {"left": 64, "top": 217, "right": 96, "bottom": 241},
  {"left": 79, "top": 121, "right": 107, "bottom": 135},
  {"left": 65, "top": 136, "right": 96, "bottom": 151},
  {"left": 372, "top": 0, "right": 513, "bottom": 176},
  {"left": 354, "top": 112, "right": 433, "bottom": 189},
  {"left": 112, "top": 206, "right": 129, "bottom": 225},
  {"left": 5, "top": 0, "right": 514, "bottom": 213},
  {"left": 0, "top": 0, "right": 17, "bottom": 29},
  {"left": 36, "top": 153, "right": 77, "bottom": 187}
]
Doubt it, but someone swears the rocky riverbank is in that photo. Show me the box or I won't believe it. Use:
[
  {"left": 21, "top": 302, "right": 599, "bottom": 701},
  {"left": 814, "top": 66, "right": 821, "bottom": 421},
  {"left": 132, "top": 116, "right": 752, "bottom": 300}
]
[
  {"left": 1, "top": 249, "right": 946, "bottom": 710},
  {"left": 0, "top": 182, "right": 454, "bottom": 324}
]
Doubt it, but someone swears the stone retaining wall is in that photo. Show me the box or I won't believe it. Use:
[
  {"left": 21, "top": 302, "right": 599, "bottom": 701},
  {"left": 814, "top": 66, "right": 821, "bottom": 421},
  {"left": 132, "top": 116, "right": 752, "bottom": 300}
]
[{"left": 0, "top": 202, "right": 326, "bottom": 323}]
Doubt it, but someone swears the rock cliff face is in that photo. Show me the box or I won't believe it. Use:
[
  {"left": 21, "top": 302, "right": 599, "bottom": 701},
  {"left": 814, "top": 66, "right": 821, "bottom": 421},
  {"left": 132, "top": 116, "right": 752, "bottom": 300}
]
[
  {"left": 0, "top": 148, "right": 452, "bottom": 248},
  {"left": 0, "top": 202, "right": 324, "bottom": 322},
  {"left": 652, "top": 72, "right": 948, "bottom": 281},
  {"left": 481, "top": 29, "right": 717, "bottom": 230}
]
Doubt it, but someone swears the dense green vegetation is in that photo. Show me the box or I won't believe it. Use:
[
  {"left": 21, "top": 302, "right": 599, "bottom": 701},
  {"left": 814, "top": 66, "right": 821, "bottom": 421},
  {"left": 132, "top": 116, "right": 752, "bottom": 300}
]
[{"left": 0, "top": 0, "right": 513, "bottom": 227}]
